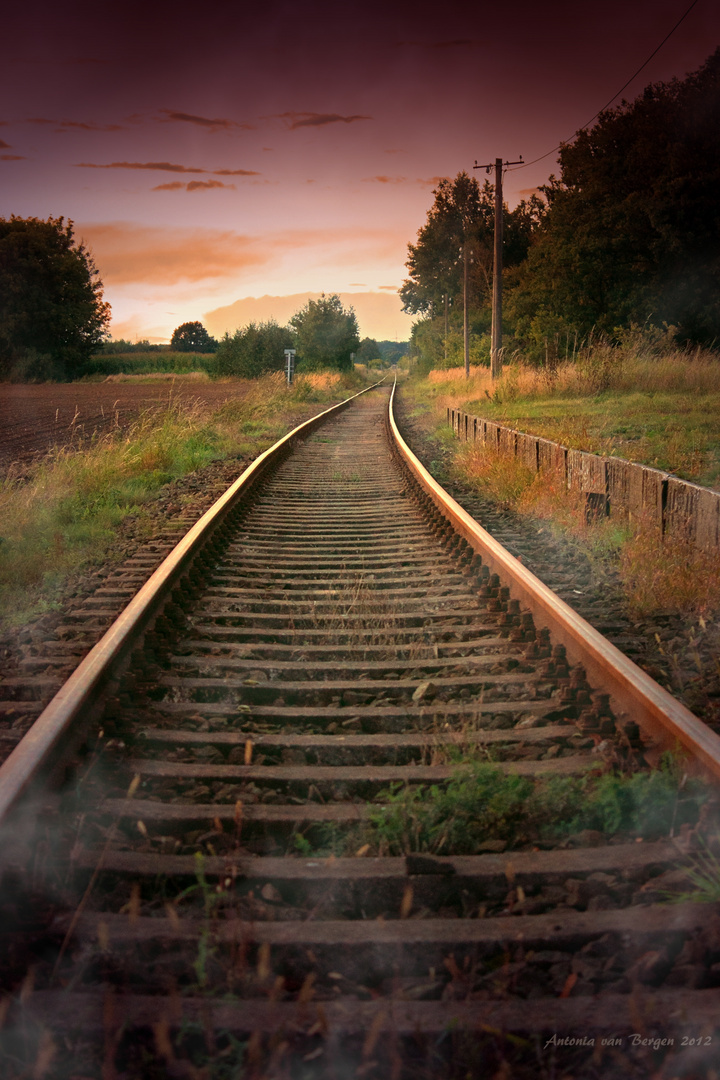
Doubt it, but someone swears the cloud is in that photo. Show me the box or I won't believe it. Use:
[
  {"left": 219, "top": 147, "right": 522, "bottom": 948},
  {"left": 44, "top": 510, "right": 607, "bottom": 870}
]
[
  {"left": 274, "top": 112, "right": 372, "bottom": 130},
  {"left": 27, "top": 117, "right": 124, "bottom": 132},
  {"left": 518, "top": 187, "right": 543, "bottom": 198},
  {"left": 362, "top": 175, "right": 406, "bottom": 184},
  {"left": 417, "top": 176, "right": 445, "bottom": 186},
  {"left": 348, "top": 283, "right": 367, "bottom": 287},
  {"left": 204, "top": 291, "right": 413, "bottom": 342},
  {"left": 158, "top": 109, "right": 255, "bottom": 131},
  {"left": 78, "top": 223, "right": 272, "bottom": 285},
  {"left": 76, "top": 160, "right": 206, "bottom": 173},
  {"left": 1, "top": 154, "right": 25, "bottom": 161},
  {"left": 378, "top": 285, "right": 399, "bottom": 291},
  {"left": 75, "top": 160, "right": 260, "bottom": 176},
  {"left": 0, "top": 139, "right": 11, "bottom": 149},
  {"left": 152, "top": 179, "right": 235, "bottom": 192},
  {"left": 185, "top": 179, "right": 233, "bottom": 192},
  {"left": 80, "top": 223, "right": 410, "bottom": 289},
  {"left": 213, "top": 168, "right": 260, "bottom": 176}
]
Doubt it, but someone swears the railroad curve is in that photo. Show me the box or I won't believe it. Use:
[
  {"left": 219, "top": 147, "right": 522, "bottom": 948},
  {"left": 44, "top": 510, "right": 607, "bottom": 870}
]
[{"left": 0, "top": 380, "right": 719, "bottom": 1079}]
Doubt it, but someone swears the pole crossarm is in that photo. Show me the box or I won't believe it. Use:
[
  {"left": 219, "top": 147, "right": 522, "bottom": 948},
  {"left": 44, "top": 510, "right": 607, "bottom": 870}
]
[{"left": 473, "top": 158, "right": 524, "bottom": 172}]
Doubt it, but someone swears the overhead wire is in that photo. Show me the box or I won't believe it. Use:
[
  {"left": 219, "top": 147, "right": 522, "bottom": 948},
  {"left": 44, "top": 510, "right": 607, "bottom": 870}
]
[{"left": 509, "top": 0, "right": 702, "bottom": 171}]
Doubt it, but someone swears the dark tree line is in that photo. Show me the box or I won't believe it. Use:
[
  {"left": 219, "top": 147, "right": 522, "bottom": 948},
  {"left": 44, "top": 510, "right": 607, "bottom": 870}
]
[{"left": 405, "top": 49, "right": 720, "bottom": 366}]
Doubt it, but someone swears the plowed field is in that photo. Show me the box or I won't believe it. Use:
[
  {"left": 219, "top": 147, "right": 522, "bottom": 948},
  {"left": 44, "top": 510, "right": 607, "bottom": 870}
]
[{"left": 0, "top": 380, "right": 249, "bottom": 473}]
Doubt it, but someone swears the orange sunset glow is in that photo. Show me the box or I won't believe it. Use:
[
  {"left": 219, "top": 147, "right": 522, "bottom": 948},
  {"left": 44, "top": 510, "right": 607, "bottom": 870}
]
[{"left": 2, "top": 0, "right": 718, "bottom": 342}]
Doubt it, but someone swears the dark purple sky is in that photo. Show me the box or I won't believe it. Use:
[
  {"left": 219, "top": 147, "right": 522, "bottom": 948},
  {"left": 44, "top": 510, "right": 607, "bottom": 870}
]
[{"left": 2, "top": 0, "right": 717, "bottom": 340}]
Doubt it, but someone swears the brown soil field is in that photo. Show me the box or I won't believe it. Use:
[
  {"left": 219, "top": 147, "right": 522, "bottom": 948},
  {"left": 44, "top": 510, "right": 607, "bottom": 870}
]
[{"left": 0, "top": 380, "right": 250, "bottom": 473}]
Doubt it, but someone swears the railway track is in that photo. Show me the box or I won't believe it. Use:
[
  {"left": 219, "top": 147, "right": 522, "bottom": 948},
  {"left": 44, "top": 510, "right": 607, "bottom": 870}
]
[{"left": 1, "top": 378, "right": 720, "bottom": 1078}]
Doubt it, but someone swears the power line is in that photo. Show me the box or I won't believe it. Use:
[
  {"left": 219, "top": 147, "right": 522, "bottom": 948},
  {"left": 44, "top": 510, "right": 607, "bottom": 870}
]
[{"left": 509, "top": 0, "right": 701, "bottom": 171}]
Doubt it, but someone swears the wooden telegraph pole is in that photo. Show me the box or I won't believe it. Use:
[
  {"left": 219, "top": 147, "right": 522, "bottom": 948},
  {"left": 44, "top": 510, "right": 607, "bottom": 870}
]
[
  {"left": 474, "top": 155, "right": 523, "bottom": 379},
  {"left": 462, "top": 244, "right": 469, "bottom": 379}
]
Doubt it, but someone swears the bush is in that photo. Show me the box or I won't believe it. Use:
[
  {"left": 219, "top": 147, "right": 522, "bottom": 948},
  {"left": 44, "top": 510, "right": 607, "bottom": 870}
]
[{"left": 209, "top": 321, "right": 293, "bottom": 379}]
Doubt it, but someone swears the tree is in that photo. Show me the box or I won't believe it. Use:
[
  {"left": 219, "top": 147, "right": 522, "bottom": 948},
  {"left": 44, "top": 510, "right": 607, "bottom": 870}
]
[
  {"left": 356, "top": 337, "right": 381, "bottom": 364},
  {"left": 400, "top": 173, "right": 544, "bottom": 317},
  {"left": 508, "top": 49, "right": 720, "bottom": 349},
  {"left": 289, "top": 294, "right": 360, "bottom": 371},
  {"left": 0, "top": 216, "right": 110, "bottom": 380},
  {"left": 209, "top": 320, "right": 293, "bottom": 378},
  {"left": 170, "top": 321, "right": 218, "bottom": 352}
]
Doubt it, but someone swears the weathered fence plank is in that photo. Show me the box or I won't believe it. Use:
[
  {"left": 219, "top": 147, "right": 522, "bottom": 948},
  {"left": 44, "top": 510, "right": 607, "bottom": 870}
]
[
  {"left": 498, "top": 425, "right": 516, "bottom": 456},
  {"left": 516, "top": 432, "right": 539, "bottom": 471}
]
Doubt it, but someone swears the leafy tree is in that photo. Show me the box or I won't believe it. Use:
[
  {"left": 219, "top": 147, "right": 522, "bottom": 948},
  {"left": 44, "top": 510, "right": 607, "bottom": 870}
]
[
  {"left": 170, "top": 321, "right": 218, "bottom": 352},
  {"left": 400, "top": 173, "right": 545, "bottom": 317},
  {"left": 209, "top": 320, "right": 293, "bottom": 378},
  {"left": 0, "top": 215, "right": 110, "bottom": 380},
  {"left": 509, "top": 49, "right": 720, "bottom": 349},
  {"left": 376, "top": 340, "right": 408, "bottom": 365},
  {"left": 356, "top": 336, "right": 381, "bottom": 364},
  {"left": 289, "top": 294, "right": 360, "bottom": 371}
]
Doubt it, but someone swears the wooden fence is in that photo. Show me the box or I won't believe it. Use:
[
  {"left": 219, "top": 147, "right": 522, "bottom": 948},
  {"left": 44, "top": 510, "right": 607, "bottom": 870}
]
[{"left": 447, "top": 408, "right": 720, "bottom": 553}]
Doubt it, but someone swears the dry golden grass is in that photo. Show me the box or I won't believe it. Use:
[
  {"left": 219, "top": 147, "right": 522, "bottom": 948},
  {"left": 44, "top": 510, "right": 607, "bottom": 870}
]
[
  {"left": 620, "top": 521, "right": 720, "bottom": 618},
  {"left": 451, "top": 442, "right": 720, "bottom": 618},
  {"left": 427, "top": 351, "right": 720, "bottom": 405}
]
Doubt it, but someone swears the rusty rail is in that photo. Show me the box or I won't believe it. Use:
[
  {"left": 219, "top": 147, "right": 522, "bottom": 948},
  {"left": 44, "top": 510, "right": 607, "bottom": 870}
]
[
  {"left": 391, "top": 379, "right": 720, "bottom": 779},
  {"left": 0, "top": 378, "right": 386, "bottom": 824}
]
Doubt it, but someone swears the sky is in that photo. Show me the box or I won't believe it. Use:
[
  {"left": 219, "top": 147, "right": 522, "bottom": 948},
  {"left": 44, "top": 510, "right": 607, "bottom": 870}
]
[{"left": 2, "top": 0, "right": 719, "bottom": 343}]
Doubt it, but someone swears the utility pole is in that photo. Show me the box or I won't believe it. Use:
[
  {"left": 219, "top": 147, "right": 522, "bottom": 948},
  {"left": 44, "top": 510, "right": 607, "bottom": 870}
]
[
  {"left": 462, "top": 245, "right": 469, "bottom": 379},
  {"left": 474, "top": 155, "right": 523, "bottom": 378}
]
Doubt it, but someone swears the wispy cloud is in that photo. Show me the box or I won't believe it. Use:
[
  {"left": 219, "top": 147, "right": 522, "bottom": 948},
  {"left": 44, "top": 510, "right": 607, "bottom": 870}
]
[
  {"left": 214, "top": 168, "right": 260, "bottom": 176},
  {"left": 27, "top": 117, "right": 125, "bottom": 132},
  {"left": 0, "top": 139, "right": 11, "bottom": 150},
  {"left": 78, "top": 224, "right": 272, "bottom": 285},
  {"left": 361, "top": 175, "right": 442, "bottom": 186},
  {"left": 378, "top": 285, "right": 399, "bottom": 291},
  {"left": 1, "top": 154, "right": 25, "bottom": 161},
  {"left": 274, "top": 112, "right": 372, "bottom": 130},
  {"left": 74, "top": 161, "right": 260, "bottom": 176},
  {"left": 518, "top": 187, "right": 542, "bottom": 198},
  {"left": 81, "top": 223, "right": 410, "bottom": 288},
  {"left": 153, "top": 179, "right": 235, "bottom": 192},
  {"left": 76, "top": 160, "right": 205, "bottom": 173},
  {"left": 158, "top": 109, "right": 256, "bottom": 132},
  {"left": 362, "top": 175, "right": 406, "bottom": 184}
]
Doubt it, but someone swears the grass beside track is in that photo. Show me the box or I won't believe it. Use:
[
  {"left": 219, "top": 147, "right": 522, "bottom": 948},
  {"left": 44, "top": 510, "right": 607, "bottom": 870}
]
[
  {"left": 413, "top": 351, "right": 720, "bottom": 487},
  {"left": 0, "top": 370, "right": 370, "bottom": 628},
  {"left": 401, "top": 356, "right": 720, "bottom": 620}
]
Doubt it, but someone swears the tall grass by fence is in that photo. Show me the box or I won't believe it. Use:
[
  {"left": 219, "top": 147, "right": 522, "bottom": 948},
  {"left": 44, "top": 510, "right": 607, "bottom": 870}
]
[{"left": 448, "top": 407, "right": 720, "bottom": 555}]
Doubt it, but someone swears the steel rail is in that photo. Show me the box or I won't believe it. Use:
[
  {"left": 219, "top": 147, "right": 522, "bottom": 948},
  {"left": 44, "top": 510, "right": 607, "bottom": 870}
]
[
  {"left": 388, "top": 376, "right": 720, "bottom": 780},
  {"left": 0, "top": 378, "right": 386, "bottom": 824}
]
